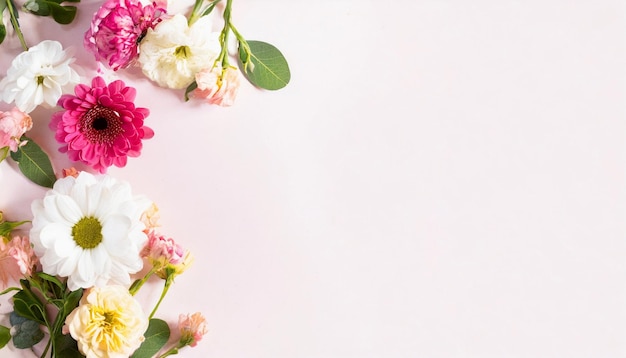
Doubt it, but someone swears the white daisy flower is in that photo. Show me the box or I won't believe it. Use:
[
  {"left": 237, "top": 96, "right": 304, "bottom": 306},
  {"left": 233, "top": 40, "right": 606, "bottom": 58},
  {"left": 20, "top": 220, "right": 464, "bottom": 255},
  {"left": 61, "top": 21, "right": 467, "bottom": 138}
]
[
  {"left": 0, "top": 40, "right": 80, "bottom": 113},
  {"left": 138, "top": 13, "right": 221, "bottom": 89},
  {"left": 30, "top": 172, "right": 152, "bottom": 291}
]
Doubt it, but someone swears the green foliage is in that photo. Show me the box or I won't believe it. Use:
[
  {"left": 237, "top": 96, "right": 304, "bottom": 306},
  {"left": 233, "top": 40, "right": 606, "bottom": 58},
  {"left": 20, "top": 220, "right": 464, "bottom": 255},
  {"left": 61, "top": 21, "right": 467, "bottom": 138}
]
[
  {"left": 0, "top": 24, "right": 5, "bottom": 45},
  {"left": 10, "top": 312, "right": 44, "bottom": 350},
  {"left": 22, "top": 0, "right": 79, "bottom": 24},
  {"left": 11, "top": 319, "right": 44, "bottom": 349},
  {"left": 184, "top": 81, "right": 198, "bottom": 102},
  {"left": 0, "top": 325, "right": 10, "bottom": 349},
  {"left": 0, "top": 219, "right": 28, "bottom": 238},
  {"left": 0, "top": 147, "right": 7, "bottom": 163},
  {"left": 10, "top": 136, "right": 56, "bottom": 188},
  {"left": 131, "top": 318, "right": 171, "bottom": 358},
  {"left": 0, "top": 0, "right": 7, "bottom": 45},
  {"left": 238, "top": 40, "right": 290, "bottom": 90}
]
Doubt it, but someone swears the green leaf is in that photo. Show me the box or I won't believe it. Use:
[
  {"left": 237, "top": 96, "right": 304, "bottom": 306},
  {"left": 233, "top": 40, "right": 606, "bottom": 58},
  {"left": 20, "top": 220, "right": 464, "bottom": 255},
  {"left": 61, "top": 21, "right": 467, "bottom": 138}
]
[
  {"left": 11, "top": 137, "right": 56, "bottom": 188},
  {"left": 21, "top": 0, "right": 78, "bottom": 24},
  {"left": 0, "top": 24, "right": 5, "bottom": 45},
  {"left": 238, "top": 40, "right": 290, "bottom": 90},
  {"left": 184, "top": 81, "right": 197, "bottom": 101},
  {"left": 56, "top": 337, "right": 82, "bottom": 358},
  {"left": 63, "top": 288, "right": 83, "bottom": 315},
  {"left": 130, "top": 318, "right": 170, "bottom": 358},
  {"left": 12, "top": 319, "right": 44, "bottom": 349},
  {"left": 48, "top": 2, "right": 76, "bottom": 24},
  {"left": 36, "top": 272, "right": 64, "bottom": 290},
  {"left": 0, "top": 325, "right": 10, "bottom": 349},
  {"left": 12, "top": 288, "right": 46, "bottom": 325}
]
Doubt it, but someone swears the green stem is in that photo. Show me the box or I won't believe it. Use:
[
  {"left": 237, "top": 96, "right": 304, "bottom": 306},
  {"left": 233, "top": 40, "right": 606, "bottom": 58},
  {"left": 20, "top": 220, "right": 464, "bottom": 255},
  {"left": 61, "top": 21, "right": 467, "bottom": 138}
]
[
  {"left": 214, "top": 0, "right": 232, "bottom": 68},
  {"left": 6, "top": 0, "right": 28, "bottom": 51},
  {"left": 187, "top": 0, "right": 204, "bottom": 25},
  {"left": 39, "top": 337, "right": 51, "bottom": 358},
  {"left": 229, "top": 21, "right": 251, "bottom": 69},
  {"left": 157, "top": 346, "right": 181, "bottom": 358},
  {"left": 129, "top": 266, "right": 158, "bottom": 296},
  {"left": 149, "top": 273, "right": 174, "bottom": 320}
]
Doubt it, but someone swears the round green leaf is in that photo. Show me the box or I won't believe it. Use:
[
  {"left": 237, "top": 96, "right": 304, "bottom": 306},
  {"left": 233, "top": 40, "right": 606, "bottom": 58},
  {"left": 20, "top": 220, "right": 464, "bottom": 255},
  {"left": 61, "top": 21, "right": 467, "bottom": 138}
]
[
  {"left": 0, "top": 325, "right": 10, "bottom": 349},
  {"left": 130, "top": 318, "right": 170, "bottom": 358},
  {"left": 238, "top": 40, "right": 290, "bottom": 90}
]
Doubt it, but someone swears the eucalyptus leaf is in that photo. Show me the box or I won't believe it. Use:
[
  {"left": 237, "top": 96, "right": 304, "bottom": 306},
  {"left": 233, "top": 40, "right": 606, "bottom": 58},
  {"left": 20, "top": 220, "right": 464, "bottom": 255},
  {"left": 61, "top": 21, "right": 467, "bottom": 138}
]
[
  {"left": 238, "top": 40, "right": 290, "bottom": 90},
  {"left": 23, "top": 0, "right": 49, "bottom": 15},
  {"left": 0, "top": 325, "right": 10, "bottom": 349},
  {"left": 130, "top": 318, "right": 170, "bottom": 358},
  {"left": 12, "top": 320, "right": 44, "bottom": 349},
  {"left": 9, "top": 311, "right": 29, "bottom": 326},
  {"left": 12, "top": 137, "right": 56, "bottom": 188}
]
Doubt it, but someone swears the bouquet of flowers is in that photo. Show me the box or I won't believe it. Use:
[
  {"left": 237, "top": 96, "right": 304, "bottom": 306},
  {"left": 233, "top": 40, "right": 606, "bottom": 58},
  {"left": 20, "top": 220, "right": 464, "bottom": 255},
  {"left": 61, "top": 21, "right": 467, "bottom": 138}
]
[
  {"left": 0, "top": 0, "right": 290, "bottom": 356},
  {"left": 0, "top": 170, "right": 206, "bottom": 357}
]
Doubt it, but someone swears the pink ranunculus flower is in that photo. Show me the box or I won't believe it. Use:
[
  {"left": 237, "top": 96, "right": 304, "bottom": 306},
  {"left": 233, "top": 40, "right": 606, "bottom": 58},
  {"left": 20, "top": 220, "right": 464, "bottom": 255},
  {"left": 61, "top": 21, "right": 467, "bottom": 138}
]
[
  {"left": 192, "top": 65, "right": 241, "bottom": 106},
  {"left": 50, "top": 76, "right": 154, "bottom": 173},
  {"left": 141, "top": 231, "right": 193, "bottom": 278},
  {"left": 84, "top": 0, "right": 166, "bottom": 70},
  {"left": 178, "top": 312, "right": 208, "bottom": 348},
  {"left": 0, "top": 107, "right": 32, "bottom": 152},
  {"left": 0, "top": 236, "right": 37, "bottom": 288}
]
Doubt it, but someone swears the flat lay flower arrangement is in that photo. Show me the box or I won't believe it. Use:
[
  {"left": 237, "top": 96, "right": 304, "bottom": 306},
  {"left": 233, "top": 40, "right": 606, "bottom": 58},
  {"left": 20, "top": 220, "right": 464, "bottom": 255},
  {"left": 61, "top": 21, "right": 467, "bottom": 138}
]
[{"left": 0, "top": 0, "right": 290, "bottom": 356}]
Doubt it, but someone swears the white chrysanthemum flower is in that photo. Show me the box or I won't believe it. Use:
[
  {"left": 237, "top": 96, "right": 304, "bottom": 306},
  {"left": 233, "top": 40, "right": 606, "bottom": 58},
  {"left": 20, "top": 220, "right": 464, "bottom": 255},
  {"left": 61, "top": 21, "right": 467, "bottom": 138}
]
[
  {"left": 138, "top": 14, "right": 221, "bottom": 89},
  {"left": 0, "top": 40, "right": 80, "bottom": 113},
  {"left": 30, "top": 172, "right": 152, "bottom": 291}
]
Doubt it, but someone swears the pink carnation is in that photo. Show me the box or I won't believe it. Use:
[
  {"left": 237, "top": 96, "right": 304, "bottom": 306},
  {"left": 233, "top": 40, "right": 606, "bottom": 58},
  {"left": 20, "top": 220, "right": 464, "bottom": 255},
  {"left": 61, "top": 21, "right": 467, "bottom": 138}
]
[
  {"left": 178, "top": 312, "right": 208, "bottom": 347},
  {"left": 0, "top": 236, "right": 37, "bottom": 288},
  {"left": 193, "top": 66, "right": 241, "bottom": 106},
  {"left": 0, "top": 107, "right": 32, "bottom": 152},
  {"left": 141, "top": 231, "right": 193, "bottom": 278},
  {"left": 50, "top": 76, "right": 154, "bottom": 173},
  {"left": 142, "top": 231, "right": 185, "bottom": 265},
  {"left": 84, "top": 0, "right": 166, "bottom": 70}
]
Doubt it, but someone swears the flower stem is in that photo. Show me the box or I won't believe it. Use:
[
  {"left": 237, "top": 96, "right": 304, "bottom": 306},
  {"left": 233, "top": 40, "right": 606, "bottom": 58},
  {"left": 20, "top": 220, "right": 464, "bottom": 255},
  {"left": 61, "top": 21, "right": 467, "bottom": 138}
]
[
  {"left": 157, "top": 345, "right": 181, "bottom": 358},
  {"left": 6, "top": 0, "right": 28, "bottom": 51},
  {"left": 214, "top": 0, "right": 233, "bottom": 68},
  {"left": 149, "top": 272, "right": 174, "bottom": 319},
  {"left": 129, "top": 266, "right": 157, "bottom": 296}
]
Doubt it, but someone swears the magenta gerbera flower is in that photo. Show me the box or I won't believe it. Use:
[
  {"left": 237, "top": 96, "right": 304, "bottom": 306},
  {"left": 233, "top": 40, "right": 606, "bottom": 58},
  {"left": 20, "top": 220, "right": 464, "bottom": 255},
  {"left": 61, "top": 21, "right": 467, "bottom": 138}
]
[
  {"left": 50, "top": 76, "right": 154, "bottom": 173},
  {"left": 84, "top": 0, "right": 165, "bottom": 70}
]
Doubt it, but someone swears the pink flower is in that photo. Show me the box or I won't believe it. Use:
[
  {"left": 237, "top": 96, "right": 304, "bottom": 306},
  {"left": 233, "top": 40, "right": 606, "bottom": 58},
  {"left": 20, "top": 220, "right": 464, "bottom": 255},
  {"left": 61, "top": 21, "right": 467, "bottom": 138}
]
[
  {"left": 84, "top": 0, "right": 165, "bottom": 70},
  {"left": 0, "top": 236, "right": 37, "bottom": 288},
  {"left": 178, "top": 312, "right": 208, "bottom": 347},
  {"left": 50, "top": 76, "right": 154, "bottom": 173},
  {"left": 141, "top": 231, "right": 193, "bottom": 278},
  {"left": 0, "top": 107, "right": 32, "bottom": 152},
  {"left": 193, "top": 66, "right": 241, "bottom": 106}
]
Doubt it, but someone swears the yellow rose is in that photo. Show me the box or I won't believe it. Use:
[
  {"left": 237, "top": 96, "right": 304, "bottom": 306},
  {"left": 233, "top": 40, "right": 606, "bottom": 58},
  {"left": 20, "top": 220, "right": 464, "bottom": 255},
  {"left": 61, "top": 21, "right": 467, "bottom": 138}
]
[{"left": 65, "top": 285, "right": 149, "bottom": 358}]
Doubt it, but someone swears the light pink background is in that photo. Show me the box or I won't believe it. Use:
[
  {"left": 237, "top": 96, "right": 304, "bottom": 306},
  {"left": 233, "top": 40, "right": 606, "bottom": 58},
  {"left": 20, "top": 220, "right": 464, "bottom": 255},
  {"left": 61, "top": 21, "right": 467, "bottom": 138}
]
[{"left": 1, "top": 1, "right": 625, "bottom": 357}]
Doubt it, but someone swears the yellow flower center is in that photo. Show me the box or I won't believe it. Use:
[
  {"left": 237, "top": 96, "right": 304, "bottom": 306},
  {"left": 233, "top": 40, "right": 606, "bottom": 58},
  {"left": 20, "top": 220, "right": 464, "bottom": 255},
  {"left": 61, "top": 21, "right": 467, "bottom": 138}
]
[
  {"left": 174, "top": 45, "right": 191, "bottom": 59},
  {"left": 72, "top": 217, "right": 103, "bottom": 249},
  {"left": 87, "top": 306, "right": 126, "bottom": 352},
  {"left": 37, "top": 75, "right": 44, "bottom": 85}
]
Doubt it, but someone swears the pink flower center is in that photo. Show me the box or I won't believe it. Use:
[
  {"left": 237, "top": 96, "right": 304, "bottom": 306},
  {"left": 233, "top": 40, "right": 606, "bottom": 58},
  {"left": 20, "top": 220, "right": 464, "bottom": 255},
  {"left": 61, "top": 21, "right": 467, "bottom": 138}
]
[{"left": 80, "top": 105, "right": 124, "bottom": 144}]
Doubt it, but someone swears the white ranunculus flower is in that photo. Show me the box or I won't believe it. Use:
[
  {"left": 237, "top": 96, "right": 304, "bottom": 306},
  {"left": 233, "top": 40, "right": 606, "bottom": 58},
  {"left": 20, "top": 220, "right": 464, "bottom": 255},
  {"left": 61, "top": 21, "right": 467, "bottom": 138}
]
[
  {"left": 138, "top": 14, "right": 221, "bottom": 89},
  {"left": 66, "top": 285, "right": 149, "bottom": 358},
  {"left": 0, "top": 40, "right": 80, "bottom": 113},
  {"left": 30, "top": 172, "right": 152, "bottom": 291}
]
